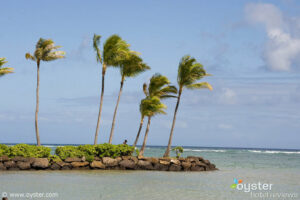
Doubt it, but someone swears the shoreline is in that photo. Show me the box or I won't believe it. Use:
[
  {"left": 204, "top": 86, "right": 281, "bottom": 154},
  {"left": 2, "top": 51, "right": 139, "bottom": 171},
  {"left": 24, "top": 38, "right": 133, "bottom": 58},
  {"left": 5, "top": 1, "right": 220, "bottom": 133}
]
[{"left": 0, "top": 156, "right": 217, "bottom": 172}]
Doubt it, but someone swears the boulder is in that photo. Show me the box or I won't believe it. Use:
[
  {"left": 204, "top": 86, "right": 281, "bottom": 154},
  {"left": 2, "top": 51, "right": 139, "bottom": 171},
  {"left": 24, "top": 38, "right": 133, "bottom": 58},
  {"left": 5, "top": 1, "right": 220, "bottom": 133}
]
[
  {"left": 65, "top": 157, "right": 82, "bottom": 163},
  {"left": 130, "top": 157, "right": 138, "bottom": 164},
  {"left": 57, "top": 161, "right": 71, "bottom": 167},
  {"left": 137, "top": 160, "right": 153, "bottom": 170},
  {"left": 94, "top": 157, "right": 101, "bottom": 161},
  {"left": 181, "top": 162, "right": 192, "bottom": 170},
  {"left": 32, "top": 158, "right": 49, "bottom": 169},
  {"left": 203, "top": 160, "right": 210, "bottom": 165},
  {"left": 0, "top": 163, "right": 6, "bottom": 170},
  {"left": 153, "top": 163, "right": 169, "bottom": 171},
  {"left": 90, "top": 161, "right": 105, "bottom": 169},
  {"left": 195, "top": 161, "right": 207, "bottom": 168},
  {"left": 121, "top": 156, "right": 131, "bottom": 160},
  {"left": 0, "top": 155, "right": 10, "bottom": 162},
  {"left": 50, "top": 163, "right": 61, "bottom": 170},
  {"left": 8, "top": 167, "right": 20, "bottom": 171},
  {"left": 190, "top": 165, "right": 205, "bottom": 171},
  {"left": 119, "top": 159, "right": 135, "bottom": 169},
  {"left": 4, "top": 161, "right": 16, "bottom": 168},
  {"left": 159, "top": 160, "right": 170, "bottom": 166},
  {"left": 169, "top": 164, "right": 182, "bottom": 171},
  {"left": 71, "top": 162, "right": 89, "bottom": 168},
  {"left": 170, "top": 159, "right": 181, "bottom": 165},
  {"left": 17, "top": 161, "right": 31, "bottom": 170},
  {"left": 102, "top": 157, "right": 118, "bottom": 167},
  {"left": 159, "top": 157, "right": 171, "bottom": 162},
  {"left": 12, "top": 156, "right": 27, "bottom": 162},
  {"left": 145, "top": 157, "right": 159, "bottom": 164}
]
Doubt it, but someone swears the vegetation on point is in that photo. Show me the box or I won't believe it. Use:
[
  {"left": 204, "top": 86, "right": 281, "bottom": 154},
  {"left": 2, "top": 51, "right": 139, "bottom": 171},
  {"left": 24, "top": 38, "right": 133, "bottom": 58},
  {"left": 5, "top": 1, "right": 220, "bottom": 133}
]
[
  {"left": 0, "top": 144, "right": 51, "bottom": 158},
  {"left": 172, "top": 146, "right": 184, "bottom": 158}
]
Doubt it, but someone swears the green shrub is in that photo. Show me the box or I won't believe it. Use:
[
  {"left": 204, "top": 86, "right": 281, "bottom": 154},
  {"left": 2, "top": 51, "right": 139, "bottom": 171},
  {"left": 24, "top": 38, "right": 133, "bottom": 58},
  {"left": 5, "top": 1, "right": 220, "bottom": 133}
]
[
  {"left": 55, "top": 146, "right": 84, "bottom": 160},
  {"left": 48, "top": 155, "right": 62, "bottom": 163},
  {"left": 172, "top": 146, "right": 184, "bottom": 158},
  {"left": 0, "top": 144, "right": 9, "bottom": 156},
  {"left": 95, "top": 143, "right": 134, "bottom": 158},
  {"left": 8, "top": 144, "right": 51, "bottom": 158}
]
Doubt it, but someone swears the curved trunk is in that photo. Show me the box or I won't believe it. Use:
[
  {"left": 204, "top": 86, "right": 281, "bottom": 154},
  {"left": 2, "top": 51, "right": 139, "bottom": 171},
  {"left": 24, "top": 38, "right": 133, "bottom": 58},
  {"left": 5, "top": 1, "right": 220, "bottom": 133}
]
[
  {"left": 35, "top": 60, "right": 41, "bottom": 146},
  {"left": 133, "top": 116, "right": 144, "bottom": 148},
  {"left": 163, "top": 88, "right": 182, "bottom": 157},
  {"left": 108, "top": 75, "right": 125, "bottom": 144},
  {"left": 94, "top": 63, "right": 106, "bottom": 145},
  {"left": 139, "top": 117, "right": 151, "bottom": 156}
]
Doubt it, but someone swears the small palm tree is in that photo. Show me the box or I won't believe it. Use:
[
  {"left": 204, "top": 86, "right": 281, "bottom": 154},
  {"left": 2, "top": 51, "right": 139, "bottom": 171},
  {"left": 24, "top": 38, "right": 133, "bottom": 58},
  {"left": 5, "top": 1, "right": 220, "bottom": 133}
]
[
  {"left": 0, "top": 58, "right": 14, "bottom": 77},
  {"left": 133, "top": 74, "right": 177, "bottom": 149},
  {"left": 25, "top": 38, "right": 65, "bottom": 146},
  {"left": 139, "top": 96, "right": 167, "bottom": 156},
  {"left": 108, "top": 52, "right": 150, "bottom": 144},
  {"left": 163, "top": 55, "right": 212, "bottom": 157},
  {"left": 93, "top": 34, "right": 130, "bottom": 145}
]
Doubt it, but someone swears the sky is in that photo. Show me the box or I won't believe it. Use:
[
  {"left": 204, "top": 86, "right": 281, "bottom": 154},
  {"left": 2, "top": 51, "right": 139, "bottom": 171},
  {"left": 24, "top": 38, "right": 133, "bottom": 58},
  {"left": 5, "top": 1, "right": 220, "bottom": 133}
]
[{"left": 0, "top": 0, "right": 300, "bottom": 149}]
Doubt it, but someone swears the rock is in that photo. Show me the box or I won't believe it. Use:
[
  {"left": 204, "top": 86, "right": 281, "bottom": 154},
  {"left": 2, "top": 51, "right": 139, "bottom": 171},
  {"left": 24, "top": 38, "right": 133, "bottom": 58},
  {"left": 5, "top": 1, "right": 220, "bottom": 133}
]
[
  {"left": 50, "top": 163, "right": 61, "bottom": 170},
  {"left": 121, "top": 156, "right": 131, "bottom": 160},
  {"left": 187, "top": 157, "right": 199, "bottom": 162},
  {"left": 71, "top": 162, "right": 89, "bottom": 168},
  {"left": 65, "top": 157, "right": 82, "bottom": 163},
  {"left": 61, "top": 165, "right": 72, "bottom": 170},
  {"left": 17, "top": 161, "right": 31, "bottom": 170},
  {"left": 12, "top": 156, "right": 27, "bottom": 162},
  {"left": 153, "top": 163, "right": 169, "bottom": 171},
  {"left": 196, "top": 161, "right": 207, "bottom": 168},
  {"left": 94, "top": 157, "right": 101, "bottom": 161},
  {"left": 190, "top": 165, "right": 205, "bottom": 171},
  {"left": 102, "top": 157, "right": 118, "bottom": 167},
  {"left": 209, "top": 164, "right": 216, "bottom": 170},
  {"left": 0, "top": 155, "right": 10, "bottom": 162},
  {"left": 130, "top": 157, "right": 138, "bottom": 164},
  {"left": 32, "top": 158, "right": 49, "bottom": 169},
  {"left": 203, "top": 160, "right": 210, "bottom": 165},
  {"left": 57, "top": 161, "right": 71, "bottom": 167},
  {"left": 137, "top": 160, "right": 153, "bottom": 170},
  {"left": 159, "top": 157, "right": 171, "bottom": 162},
  {"left": 0, "top": 163, "right": 7, "bottom": 170},
  {"left": 181, "top": 162, "right": 192, "bottom": 170},
  {"left": 159, "top": 160, "right": 170, "bottom": 166},
  {"left": 81, "top": 156, "right": 86, "bottom": 162},
  {"left": 169, "top": 164, "right": 182, "bottom": 171},
  {"left": 170, "top": 159, "right": 181, "bottom": 165},
  {"left": 178, "top": 157, "right": 186, "bottom": 162},
  {"left": 119, "top": 160, "right": 135, "bottom": 169},
  {"left": 115, "top": 157, "right": 122, "bottom": 162},
  {"left": 145, "top": 157, "right": 159, "bottom": 164},
  {"left": 8, "top": 167, "right": 20, "bottom": 171},
  {"left": 4, "top": 161, "right": 16, "bottom": 168},
  {"left": 90, "top": 161, "right": 105, "bottom": 169}
]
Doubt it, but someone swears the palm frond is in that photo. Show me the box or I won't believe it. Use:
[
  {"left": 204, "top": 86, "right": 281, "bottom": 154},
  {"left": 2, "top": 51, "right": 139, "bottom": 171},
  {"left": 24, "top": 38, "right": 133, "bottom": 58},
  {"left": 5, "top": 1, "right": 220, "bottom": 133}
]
[
  {"left": 25, "top": 53, "right": 36, "bottom": 61},
  {"left": 93, "top": 34, "right": 102, "bottom": 63},
  {"left": 140, "top": 96, "right": 167, "bottom": 117},
  {"left": 0, "top": 67, "right": 14, "bottom": 76},
  {"left": 186, "top": 82, "right": 213, "bottom": 90}
]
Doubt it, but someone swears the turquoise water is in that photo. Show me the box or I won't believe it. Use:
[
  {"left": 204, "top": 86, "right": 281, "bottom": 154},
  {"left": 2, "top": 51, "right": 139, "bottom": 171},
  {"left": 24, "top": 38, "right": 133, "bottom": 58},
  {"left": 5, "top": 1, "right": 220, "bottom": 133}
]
[{"left": 1, "top": 146, "right": 299, "bottom": 200}]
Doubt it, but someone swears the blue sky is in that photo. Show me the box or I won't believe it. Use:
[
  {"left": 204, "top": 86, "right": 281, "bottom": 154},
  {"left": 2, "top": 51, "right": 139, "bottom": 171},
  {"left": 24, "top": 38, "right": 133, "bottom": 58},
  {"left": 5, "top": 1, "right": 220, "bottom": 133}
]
[{"left": 1, "top": 0, "right": 300, "bottom": 149}]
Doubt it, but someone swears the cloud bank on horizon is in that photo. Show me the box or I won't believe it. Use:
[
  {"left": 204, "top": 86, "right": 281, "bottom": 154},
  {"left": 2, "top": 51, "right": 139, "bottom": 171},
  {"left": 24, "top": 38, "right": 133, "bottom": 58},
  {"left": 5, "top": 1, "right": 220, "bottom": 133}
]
[{"left": 245, "top": 2, "right": 300, "bottom": 71}]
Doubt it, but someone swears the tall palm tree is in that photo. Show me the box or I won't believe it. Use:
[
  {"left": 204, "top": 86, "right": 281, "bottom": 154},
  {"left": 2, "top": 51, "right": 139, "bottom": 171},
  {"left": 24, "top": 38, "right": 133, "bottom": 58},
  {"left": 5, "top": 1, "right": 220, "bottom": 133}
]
[
  {"left": 133, "top": 74, "right": 177, "bottom": 148},
  {"left": 163, "top": 55, "right": 213, "bottom": 157},
  {"left": 0, "top": 58, "right": 14, "bottom": 77},
  {"left": 25, "top": 38, "right": 65, "bottom": 146},
  {"left": 108, "top": 52, "right": 150, "bottom": 144},
  {"left": 93, "top": 34, "right": 130, "bottom": 145},
  {"left": 139, "top": 96, "right": 167, "bottom": 156}
]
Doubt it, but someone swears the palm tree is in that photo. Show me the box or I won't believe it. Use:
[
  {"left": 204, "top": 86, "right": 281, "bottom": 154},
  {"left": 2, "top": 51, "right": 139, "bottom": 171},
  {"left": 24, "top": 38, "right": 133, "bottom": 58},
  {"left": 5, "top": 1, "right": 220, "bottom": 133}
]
[
  {"left": 25, "top": 38, "right": 65, "bottom": 146},
  {"left": 108, "top": 52, "right": 150, "bottom": 144},
  {"left": 93, "top": 34, "right": 130, "bottom": 145},
  {"left": 163, "top": 55, "right": 213, "bottom": 157},
  {"left": 139, "top": 96, "right": 167, "bottom": 156},
  {"left": 0, "top": 58, "right": 14, "bottom": 77},
  {"left": 133, "top": 74, "right": 177, "bottom": 148}
]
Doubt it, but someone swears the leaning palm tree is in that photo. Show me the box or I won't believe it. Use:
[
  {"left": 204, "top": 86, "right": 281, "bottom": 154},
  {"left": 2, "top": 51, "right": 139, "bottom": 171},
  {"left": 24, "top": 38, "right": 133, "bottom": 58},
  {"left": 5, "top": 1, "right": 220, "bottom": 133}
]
[
  {"left": 0, "top": 58, "right": 14, "bottom": 77},
  {"left": 108, "top": 52, "right": 150, "bottom": 144},
  {"left": 139, "top": 96, "right": 167, "bottom": 156},
  {"left": 93, "top": 34, "right": 130, "bottom": 145},
  {"left": 133, "top": 74, "right": 177, "bottom": 148},
  {"left": 163, "top": 55, "right": 213, "bottom": 157},
  {"left": 25, "top": 38, "right": 65, "bottom": 146}
]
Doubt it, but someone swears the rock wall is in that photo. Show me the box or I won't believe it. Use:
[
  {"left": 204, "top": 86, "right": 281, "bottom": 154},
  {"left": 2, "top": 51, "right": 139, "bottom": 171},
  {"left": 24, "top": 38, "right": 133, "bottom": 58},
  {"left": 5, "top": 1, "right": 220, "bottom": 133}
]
[{"left": 0, "top": 156, "right": 218, "bottom": 172}]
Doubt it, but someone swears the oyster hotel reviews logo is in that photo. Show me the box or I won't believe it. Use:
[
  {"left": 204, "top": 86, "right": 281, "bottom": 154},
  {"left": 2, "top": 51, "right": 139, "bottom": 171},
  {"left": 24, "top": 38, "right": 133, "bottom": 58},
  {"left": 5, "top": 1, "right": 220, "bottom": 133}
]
[{"left": 231, "top": 178, "right": 298, "bottom": 199}]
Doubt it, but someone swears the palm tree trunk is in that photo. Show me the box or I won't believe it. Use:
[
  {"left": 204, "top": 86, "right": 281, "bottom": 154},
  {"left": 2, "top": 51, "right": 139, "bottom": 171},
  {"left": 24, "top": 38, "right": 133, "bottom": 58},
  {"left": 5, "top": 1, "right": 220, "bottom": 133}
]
[
  {"left": 139, "top": 117, "right": 151, "bottom": 156},
  {"left": 35, "top": 60, "right": 41, "bottom": 146},
  {"left": 133, "top": 116, "right": 144, "bottom": 148},
  {"left": 94, "top": 63, "right": 106, "bottom": 145},
  {"left": 163, "top": 89, "right": 182, "bottom": 157},
  {"left": 108, "top": 75, "right": 125, "bottom": 144}
]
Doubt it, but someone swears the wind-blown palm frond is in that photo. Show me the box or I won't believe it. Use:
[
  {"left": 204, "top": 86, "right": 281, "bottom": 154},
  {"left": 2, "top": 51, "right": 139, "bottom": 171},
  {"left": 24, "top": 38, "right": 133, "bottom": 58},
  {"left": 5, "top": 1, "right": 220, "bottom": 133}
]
[
  {"left": 147, "top": 73, "right": 178, "bottom": 98},
  {"left": 140, "top": 96, "right": 167, "bottom": 117},
  {"left": 121, "top": 53, "right": 150, "bottom": 77},
  {"left": 93, "top": 34, "right": 102, "bottom": 64},
  {"left": 186, "top": 82, "right": 213, "bottom": 90},
  {"left": 0, "top": 58, "right": 14, "bottom": 77},
  {"left": 103, "top": 34, "right": 130, "bottom": 67}
]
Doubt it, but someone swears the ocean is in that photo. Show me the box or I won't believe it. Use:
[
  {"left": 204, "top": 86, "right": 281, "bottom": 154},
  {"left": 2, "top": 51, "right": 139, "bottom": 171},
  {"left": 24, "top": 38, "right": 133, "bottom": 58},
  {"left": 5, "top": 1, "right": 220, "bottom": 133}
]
[{"left": 0, "top": 145, "right": 299, "bottom": 200}]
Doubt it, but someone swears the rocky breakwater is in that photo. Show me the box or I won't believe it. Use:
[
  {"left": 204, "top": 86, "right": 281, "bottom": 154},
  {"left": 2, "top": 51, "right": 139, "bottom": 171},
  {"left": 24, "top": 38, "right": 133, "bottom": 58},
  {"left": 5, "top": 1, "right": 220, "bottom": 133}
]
[{"left": 0, "top": 156, "right": 218, "bottom": 172}]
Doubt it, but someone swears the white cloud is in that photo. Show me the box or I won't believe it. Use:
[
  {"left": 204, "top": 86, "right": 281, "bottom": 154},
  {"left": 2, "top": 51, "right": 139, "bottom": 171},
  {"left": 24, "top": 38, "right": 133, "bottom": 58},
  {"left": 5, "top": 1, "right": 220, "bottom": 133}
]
[
  {"left": 245, "top": 3, "right": 300, "bottom": 71},
  {"left": 218, "top": 88, "right": 237, "bottom": 105}
]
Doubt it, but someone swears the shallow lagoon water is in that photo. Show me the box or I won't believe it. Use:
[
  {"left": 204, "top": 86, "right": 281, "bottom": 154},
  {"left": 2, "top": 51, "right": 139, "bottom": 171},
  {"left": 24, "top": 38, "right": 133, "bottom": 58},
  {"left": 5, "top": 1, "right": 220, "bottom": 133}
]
[{"left": 1, "top": 146, "right": 299, "bottom": 200}]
